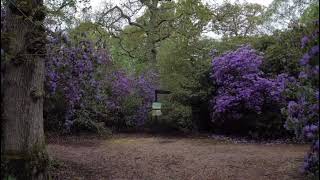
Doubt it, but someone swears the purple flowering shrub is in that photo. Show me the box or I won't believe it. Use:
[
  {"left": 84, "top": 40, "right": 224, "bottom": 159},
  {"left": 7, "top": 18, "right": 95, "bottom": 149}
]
[
  {"left": 210, "top": 45, "right": 288, "bottom": 138},
  {"left": 104, "top": 70, "right": 157, "bottom": 130},
  {"left": 106, "top": 70, "right": 157, "bottom": 130},
  {"left": 281, "top": 20, "right": 319, "bottom": 176},
  {"left": 45, "top": 36, "right": 156, "bottom": 133},
  {"left": 45, "top": 39, "right": 110, "bottom": 132}
]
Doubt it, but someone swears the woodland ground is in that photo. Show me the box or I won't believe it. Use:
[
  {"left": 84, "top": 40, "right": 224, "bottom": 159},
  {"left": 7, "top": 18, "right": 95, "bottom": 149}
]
[{"left": 47, "top": 133, "right": 309, "bottom": 180}]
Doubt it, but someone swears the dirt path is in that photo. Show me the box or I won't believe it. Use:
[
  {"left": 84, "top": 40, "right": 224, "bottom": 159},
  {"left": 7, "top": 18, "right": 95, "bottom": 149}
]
[{"left": 47, "top": 134, "right": 309, "bottom": 180}]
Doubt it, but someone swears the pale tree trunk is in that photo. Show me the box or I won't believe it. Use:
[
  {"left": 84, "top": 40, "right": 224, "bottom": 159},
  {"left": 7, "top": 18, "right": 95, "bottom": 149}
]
[{"left": 1, "top": 0, "right": 49, "bottom": 179}]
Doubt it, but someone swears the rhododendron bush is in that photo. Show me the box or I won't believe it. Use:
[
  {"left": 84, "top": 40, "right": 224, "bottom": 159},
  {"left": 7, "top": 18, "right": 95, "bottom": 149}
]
[
  {"left": 281, "top": 20, "right": 319, "bottom": 176},
  {"left": 44, "top": 36, "right": 156, "bottom": 133},
  {"left": 210, "top": 45, "right": 288, "bottom": 138}
]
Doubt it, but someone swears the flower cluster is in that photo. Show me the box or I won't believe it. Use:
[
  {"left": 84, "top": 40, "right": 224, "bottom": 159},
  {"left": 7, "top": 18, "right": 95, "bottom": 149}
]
[
  {"left": 45, "top": 37, "right": 156, "bottom": 130},
  {"left": 303, "top": 124, "right": 319, "bottom": 140},
  {"left": 210, "top": 45, "right": 284, "bottom": 120},
  {"left": 104, "top": 69, "right": 157, "bottom": 126},
  {"left": 283, "top": 21, "right": 319, "bottom": 175},
  {"left": 134, "top": 71, "right": 158, "bottom": 124},
  {"left": 303, "top": 140, "right": 319, "bottom": 174},
  {"left": 46, "top": 40, "right": 111, "bottom": 129},
  {"left": 299, "top": 23, "right": 319, "bottom": 175}
]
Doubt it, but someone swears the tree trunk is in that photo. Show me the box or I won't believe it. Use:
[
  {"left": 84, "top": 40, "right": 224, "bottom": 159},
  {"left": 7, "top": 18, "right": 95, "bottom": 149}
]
[
  {"left": 1, "top": 0, "right": 49, "bottom": 179},
  {"left": 146, "top": 0, "right": 159, "bottom": 65}
]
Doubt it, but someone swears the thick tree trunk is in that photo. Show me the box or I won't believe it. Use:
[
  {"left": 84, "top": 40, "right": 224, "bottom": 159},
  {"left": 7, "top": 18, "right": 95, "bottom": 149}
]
[
  {"left": 1, "top": 0, "right": 49, "bottom": 179},
  {"left": 146, "top": 0, "right": 159, "bottom": 65}
]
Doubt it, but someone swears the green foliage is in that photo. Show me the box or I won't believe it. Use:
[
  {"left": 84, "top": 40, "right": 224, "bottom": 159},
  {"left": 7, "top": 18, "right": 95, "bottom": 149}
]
[
  {"left": 120, "top": 95, "right": 144, "bottom": 127},
  {"left": 157, "top": 30, "right": 214, "bottom": 132},
  {"left": 211, "top": 27, "right": 305, "bottom": 77},
  {"left": 300, "top": 2, "right": 320, "bottom": 24},
  {"left": 212, "top": 108, "right": 290, "bottom": 139},
  {"left": 110, "top": 26, "right": 149, "bottom": 73},
  {"left": 104, "top": 0, "right": 212, "bottom": 74},
  {"left": 104, "top": 94, "right": 145, "bottom": 131},
  {"left": 145, "top": 102, "right": 192, "bottom": 133},
  {"left": 40, "top": 0, "right": 318, "bottom": 137},
  {"left": 261, "top": 18, "right": 319, "bottom": 76},
  {"left": 261, "top": 30, "right": 303, "bottom": 76},
  {"left": 161, "top": 102, "right": 193, "bottom": 132},
  {"left": 263, "top": 0, "right": 316, "bottom": 30},
  {"left": 71, "top": 119, "right": 111, "bottom": 135},
  {"left": 44, "top": 91, "right": 67, "bottom": 132},
  {"left": 6, "top": 176, "right": 16, "bottom": 180},
  {"left": 96, "top": 0, "right": 214, "bottom": 133},
  {"left": 68, "top": 21, "right": 110, "bottom": 47},
  {"left": 212, "top": 1, "right": 266, "bottom": 37},
  {"left": 246, "top": 106, "right": 290, "bottom": 139}
]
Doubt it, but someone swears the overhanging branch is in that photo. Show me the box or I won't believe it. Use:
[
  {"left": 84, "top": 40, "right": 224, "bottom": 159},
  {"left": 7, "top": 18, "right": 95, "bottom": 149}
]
[{"left": 99, "top": 6, "right": 145, "bottom": 30}]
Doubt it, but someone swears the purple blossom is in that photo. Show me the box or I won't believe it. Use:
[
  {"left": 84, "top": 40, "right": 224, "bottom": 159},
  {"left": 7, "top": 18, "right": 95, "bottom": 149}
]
[
  {"left": 46, "top": 38, "right": 157, "bottom": 128},
  {"left": 315, "top": 140, "right": 319, "bottom": 151},
  {"left": 210, "top": 45, "right": 284, "bottom": 120},
  {"left": 312, "top": 66, "right": 319, "bottom": 75},
  {"left": 310, "top": 45, "right": 319, "bottom": 56},
  {"left": 300, "top": 53, "right": 311, "bottom": 65},
  {"left": 284, "top": 23, "right": 319, "bottom": 175},
  {"left": 310, "top": 124, "right": 318, "bottom": 132},
  {"left": 298, "top": 71, "right": 308, "bottom": 79},
  {"left": 45, "top": 39, "right": 113, "bottom": 127},
  {"left": 301, "top": 36, "right": 310, "bottom": 48},
  {"left": 110, "top": 71, "right": 133, "bottom": 97}
]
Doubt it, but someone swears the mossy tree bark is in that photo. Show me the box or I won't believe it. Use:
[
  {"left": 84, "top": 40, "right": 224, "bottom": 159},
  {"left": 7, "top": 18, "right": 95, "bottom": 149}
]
[{"left": 1, "top": 0, "right": 49, "bottom": 179}]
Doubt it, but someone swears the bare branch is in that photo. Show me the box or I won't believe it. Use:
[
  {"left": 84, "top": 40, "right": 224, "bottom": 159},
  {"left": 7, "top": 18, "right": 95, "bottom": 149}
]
[
  {"left": 156, "top": 12, "right": 183, "bottom": 28},
  {"left": 109, "top": 31, "right": 137, "bottom": 59},
  {"left": 99, "top": 6, "right": 144, "bottom": 30},
  {"left": 48, "top": 0, "right": 75, "bottom": 14},
  {"left": 122, "top": 0, "right": 144, "bottom": 16},
  {"left": 154, "top": 33, "right": 170, "bottom": 43}
]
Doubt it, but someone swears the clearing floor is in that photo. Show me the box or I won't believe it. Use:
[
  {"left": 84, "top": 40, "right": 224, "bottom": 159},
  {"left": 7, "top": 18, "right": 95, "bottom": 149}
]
[{"left": 47, "top": 134, "right": 309, "bottom": 180}]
